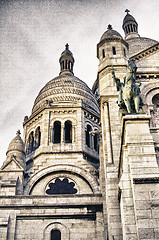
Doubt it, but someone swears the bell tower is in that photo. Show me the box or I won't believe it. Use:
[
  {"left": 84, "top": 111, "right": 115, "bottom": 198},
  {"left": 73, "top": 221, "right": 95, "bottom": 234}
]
[
  {"left": 59, "top": 43, "right": 74, "bottom": 76},
  {"left": 97, "top": 25, "right": 128, "bottom": 239}
]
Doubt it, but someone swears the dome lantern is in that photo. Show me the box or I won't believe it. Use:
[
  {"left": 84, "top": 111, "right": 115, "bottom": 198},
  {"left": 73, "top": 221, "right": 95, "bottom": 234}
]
[
  {"left": 59, "top": 43, "right": 75, "bottom": 76},
  {"left": 122, "top": 9, "right": 140, "bottom": 40}
]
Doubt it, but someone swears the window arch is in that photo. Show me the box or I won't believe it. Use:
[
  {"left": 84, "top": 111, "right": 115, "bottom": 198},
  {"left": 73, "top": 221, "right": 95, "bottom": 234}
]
[
  {"left": 46, "top": 177, "right": 78, "bottom": 195},
  {"left": 64, "top": 121, "right": 72, "bottom": 143},
  {"left": 152, "top": 94, "right": 159, "bottom": 107},
  {"left": 51, "top": 229, "right": 61, "bottom": 240},
  {"left": 62, "top": 61, "right": 64, "bottom": 70},
  {"left": 53, "top": 121, "right": 61, "bottom": 143},
  {"left": 28, "top": 131, "right": 34, "bottom": 153},
  {"left": 35, "top": 126, "right": 41, "bottom": 149},
  {"left": 112, "top": 46, "right": 116, "bottom": 55},
  {"left": 102, "top": 49, "right": 105, "bottom": 58},
  {"left": 86, "top": 125, "right": 92, "bottom": 148}
]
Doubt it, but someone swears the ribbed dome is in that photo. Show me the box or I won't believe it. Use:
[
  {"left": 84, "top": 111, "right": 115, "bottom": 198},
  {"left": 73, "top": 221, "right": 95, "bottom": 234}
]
[
  {"left": 60, "top": 44, "right": 74, "bottom": 58},
  {"left": 123, "top": 13, "right": 136, "bottom": 25},
  {"left": 100, "top": 25, "right": 123, "bottom": 41},
  {"left": 7, "top": 131, "right": 25, "bottom": 155},
  {"left": 32, "top": 74, "right": 99, "bottom": 115}
]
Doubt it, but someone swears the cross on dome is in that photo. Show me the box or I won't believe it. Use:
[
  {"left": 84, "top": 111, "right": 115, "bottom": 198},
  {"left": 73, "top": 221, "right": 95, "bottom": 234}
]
[
  {"left": 107, "top": 24, "right": 113, "bottom": 30},
  {"left": 65, "top": 43, "right": 69, "bottom": 50},
  {"left": 16, "top": 130, "right": 21, "bottom": 136},
  {"left": 125, "top": 9, "right": 130, "bottom": 14}
]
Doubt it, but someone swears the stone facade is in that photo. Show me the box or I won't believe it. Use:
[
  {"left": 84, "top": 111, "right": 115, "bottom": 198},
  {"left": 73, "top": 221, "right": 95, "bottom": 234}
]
[{"left": 0, "top": 11, "right": 159, "bottom": 240}]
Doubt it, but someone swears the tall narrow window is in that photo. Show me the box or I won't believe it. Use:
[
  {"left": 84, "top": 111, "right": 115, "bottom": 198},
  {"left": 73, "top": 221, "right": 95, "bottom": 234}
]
[
  {"left": 64, "top": 121, "right": 72, "bottom": 143},
  {"left": 102, "top": 49, "right": 105, "bottom": 58},
  {"left": 86, "top": 125, "right": 92, "bottom": 148},
  {"left": 65, "top": 60, "right": 67, "bottom": 69},
  {"left": 51, "top": 230, "right": 61, "bottom": 240},
  {"left": 130, "top": 24, "right": 133, "bottom": 32},
  {"left": 35, "top": 126, "right": 41, "bottom": 149},
  {"left": 112, "top": 46, "right": 116, "bottom": 55},
  {"left": 94, "top": 134, "right": 98, "bottom": 151},
  {"left": 53, "top": 121, "right": 61, "bottom": 143},
  {"left": 62, "top": 61, "right": 64, "bottom": 70},
  {"left": 29, "top": 131, "right": 34, "bottom": 152},
  {"left": 123, "top": 48, "right": 126, "bottom": 57},
  {"left": 68, "top": 60, "right": 72, "bottom": 70}
]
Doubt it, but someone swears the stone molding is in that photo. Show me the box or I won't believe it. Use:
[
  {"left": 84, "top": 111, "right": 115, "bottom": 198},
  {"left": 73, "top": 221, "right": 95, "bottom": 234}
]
[
  {"left": 43, "top": 222, "right": 70, "bottom": 240},
  {"left": 25, "top": 164, "right": 100, "bottom": 195},
  {"left": 130, "top": 42, "right": 159, "bottom": 61}
]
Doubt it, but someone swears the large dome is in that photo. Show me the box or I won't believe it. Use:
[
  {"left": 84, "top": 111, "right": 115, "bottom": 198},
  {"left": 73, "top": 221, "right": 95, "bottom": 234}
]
[
  {"left": 127, "top": 37, "right": 158, "bottom": 57},
  {"left": 32, "top": 74, "right": 99, "bottom": 115}
]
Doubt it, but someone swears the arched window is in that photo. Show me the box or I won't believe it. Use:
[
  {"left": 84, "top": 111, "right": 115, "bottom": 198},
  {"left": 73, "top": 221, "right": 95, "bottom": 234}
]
[
  {"left": 70, "top": 62, "right": 73, "bottom": 71},
  {"left": 102, "top": 49, "right": 105, "bottom": 58},
  {"left": 64, "top": 121, "right": 72, "bottom": 143},
  {"left": 86, "top": 125, "right": 92, "bottom": 148},
  {"left": 28, "top": 131, "right": 34, "bottom": 153},
  {"left": 35, "top": 126, "right": 41, "bottom": 149},
  {"left": 112, "top": 46, "right": 116, "bottom": 55},
  {"left": 51, "top": 229, "right": 61, "bottom": 240},
  {"left": 62, "top": 61, "right": 64, "bottom": 70},
  {"left": 68, "top": 60, "right": 72, "bottom": 70},
  {"left": 46, "top": 178, "right": 77, "bottom": 195},
  {"left": 152, "top": 94, "right": 159, "bottom": 107},
  {"left": 94, "top": 133, "right": 98, "bottom": 151},
  {"left": 65, "top": 60, "right": 67, "bottom": 69},
  {"left": 53, "top": 121, "right": 61, "bottom": 143}
]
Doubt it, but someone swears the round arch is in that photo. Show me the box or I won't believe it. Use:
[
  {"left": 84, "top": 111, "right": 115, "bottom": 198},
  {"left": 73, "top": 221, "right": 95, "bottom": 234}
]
[
  {"left": 24, "top": 164, "right": 100, "bottom": 195},
  {"left": 43, "top": 222, "right": 69, "bottom": 240},
  {"left": 141, "top": 82, "right": 159, "bottom": 104}
]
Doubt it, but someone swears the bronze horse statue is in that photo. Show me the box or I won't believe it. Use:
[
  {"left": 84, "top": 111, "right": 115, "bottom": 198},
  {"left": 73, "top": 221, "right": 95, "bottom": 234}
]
[{"left": 112, "top": 60, "right": 142, "bottom": 114}]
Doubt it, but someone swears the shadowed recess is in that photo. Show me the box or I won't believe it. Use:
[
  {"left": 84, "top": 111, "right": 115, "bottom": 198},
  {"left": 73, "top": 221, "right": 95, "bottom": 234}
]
[{"left": 46, "top": 178, "right": 78, "bottom": 194}]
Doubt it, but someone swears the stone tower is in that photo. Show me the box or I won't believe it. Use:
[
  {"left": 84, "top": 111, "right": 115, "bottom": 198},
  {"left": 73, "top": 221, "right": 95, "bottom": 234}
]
[{"left": 97, "top": 10, "right": 159, "bottom": 240}]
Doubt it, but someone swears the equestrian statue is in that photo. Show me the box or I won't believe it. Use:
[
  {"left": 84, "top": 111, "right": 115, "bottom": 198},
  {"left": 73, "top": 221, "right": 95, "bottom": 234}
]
[{"left": 112, "top": 60, "right": 143, "bottom": 115}]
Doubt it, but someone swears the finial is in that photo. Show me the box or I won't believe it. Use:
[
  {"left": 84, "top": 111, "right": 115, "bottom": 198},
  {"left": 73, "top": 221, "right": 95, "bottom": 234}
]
[
  {"left": 107, "top": 24, "right": 113, "bottom": 30},
  {"left": 65, "top": 43, "right": 69, "bottom": 50},
  {"left": 125, "top": 9, "right": 130, "bottom": 14},
  {"left": 16, "top": 130, "right": 21, "bottom": 136}
]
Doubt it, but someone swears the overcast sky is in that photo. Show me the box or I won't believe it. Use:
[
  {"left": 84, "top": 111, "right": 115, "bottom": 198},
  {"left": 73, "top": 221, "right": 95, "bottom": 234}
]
[{"left": 0, "top": 0, "right": 159, "bottom": 166}]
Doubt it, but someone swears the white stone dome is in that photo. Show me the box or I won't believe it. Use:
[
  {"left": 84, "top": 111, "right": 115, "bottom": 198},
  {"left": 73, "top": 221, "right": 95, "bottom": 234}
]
[
  {"left": 100, "top": 25, "right": 123, "bottom": 42},
  {"left": 32, "top": 74, "right": 99, "bottom": 115},
  {"left": 7, "top": 131, "right": 25, "bottom": 155}
]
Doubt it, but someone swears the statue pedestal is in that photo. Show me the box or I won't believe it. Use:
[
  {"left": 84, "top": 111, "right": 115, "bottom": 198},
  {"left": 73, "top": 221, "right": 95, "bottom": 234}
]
[{"left": 119, "top": 114, "right": 159, "bottom": 240}]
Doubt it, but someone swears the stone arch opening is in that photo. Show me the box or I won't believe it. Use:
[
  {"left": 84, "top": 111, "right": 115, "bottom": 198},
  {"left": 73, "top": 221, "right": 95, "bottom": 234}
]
[
  {"left": 64, "top": 120, "right": 72, "bottom": 143},
  {"left": 53, "top": 121, "right": 61, "bottom": 143}
]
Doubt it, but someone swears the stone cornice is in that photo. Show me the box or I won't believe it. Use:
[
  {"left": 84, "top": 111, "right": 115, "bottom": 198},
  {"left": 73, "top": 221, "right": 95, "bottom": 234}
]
[{"left": 130, "top": 42, "right": 159, "bottom": 62}]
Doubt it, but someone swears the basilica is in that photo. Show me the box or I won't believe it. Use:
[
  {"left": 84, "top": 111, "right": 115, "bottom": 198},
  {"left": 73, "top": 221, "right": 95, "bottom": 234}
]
[{"left": 0, "top": 11, "right": 159, "bottom": 240}]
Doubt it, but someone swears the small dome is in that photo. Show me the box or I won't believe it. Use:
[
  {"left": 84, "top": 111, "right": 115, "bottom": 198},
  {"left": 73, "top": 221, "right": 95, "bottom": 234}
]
[
  {"left": 123, "top": 13, "right": 136, "bottom": 25},
  {"left": 7, "top": 130, "right": 25, "bottom": 155},
  {"left": 100, "top": 25, "right": 123, "bottom": 41},
  {"left": 60, "top": 43, "right": 74, "bottom": 58}
]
